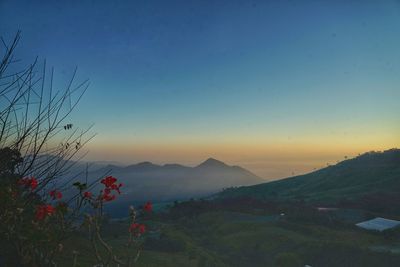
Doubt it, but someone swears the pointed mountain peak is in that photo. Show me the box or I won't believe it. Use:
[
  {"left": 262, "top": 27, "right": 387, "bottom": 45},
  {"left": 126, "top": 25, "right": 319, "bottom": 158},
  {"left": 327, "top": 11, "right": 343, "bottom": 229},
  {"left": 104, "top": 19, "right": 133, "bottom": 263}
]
[{"left": 197, "top": 158, "right": 227, "bottom": 168}]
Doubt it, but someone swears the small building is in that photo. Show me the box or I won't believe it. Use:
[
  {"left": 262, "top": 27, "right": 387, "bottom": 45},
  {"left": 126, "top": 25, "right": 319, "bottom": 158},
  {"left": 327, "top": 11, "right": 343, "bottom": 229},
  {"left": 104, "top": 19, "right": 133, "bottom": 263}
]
[{"left": 356, "top": 217, "right": 400, "bottom": 232}]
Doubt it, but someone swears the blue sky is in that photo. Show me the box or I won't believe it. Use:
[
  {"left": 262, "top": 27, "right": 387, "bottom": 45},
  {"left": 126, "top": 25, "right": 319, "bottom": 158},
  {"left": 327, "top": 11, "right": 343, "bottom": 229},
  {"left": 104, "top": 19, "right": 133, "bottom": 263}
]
[{"left": 1, "top": 0, "right": 399, "bottom": 178}]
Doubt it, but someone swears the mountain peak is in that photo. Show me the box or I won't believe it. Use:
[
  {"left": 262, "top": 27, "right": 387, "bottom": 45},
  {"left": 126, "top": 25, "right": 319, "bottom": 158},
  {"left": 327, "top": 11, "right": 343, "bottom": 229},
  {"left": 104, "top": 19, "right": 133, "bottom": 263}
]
[
  {"left": 124, "top": 161, "right": 160, "bottom": 171},
  {"left": 197, "top": 158, "right": 227, "bottom": 168}
]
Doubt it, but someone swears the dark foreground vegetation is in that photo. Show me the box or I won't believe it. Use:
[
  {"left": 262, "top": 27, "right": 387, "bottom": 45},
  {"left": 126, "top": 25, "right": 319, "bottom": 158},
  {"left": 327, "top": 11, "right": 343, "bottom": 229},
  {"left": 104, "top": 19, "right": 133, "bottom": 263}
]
[{"left": 54, "top": 195, "right": 400, "bottom": 267}]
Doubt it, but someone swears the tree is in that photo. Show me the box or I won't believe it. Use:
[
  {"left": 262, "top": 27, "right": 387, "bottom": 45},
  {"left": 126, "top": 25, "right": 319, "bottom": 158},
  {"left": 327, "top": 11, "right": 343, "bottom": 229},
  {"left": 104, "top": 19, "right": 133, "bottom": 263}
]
[
  {"left": 0, "top": 30, "right": 93, "bottom": 266},
  {"left": 0, "top": 31, "right": 91, "bottom": 188},
  {"left": 0, "top": 32, "right": 151, "bottom": 267}
]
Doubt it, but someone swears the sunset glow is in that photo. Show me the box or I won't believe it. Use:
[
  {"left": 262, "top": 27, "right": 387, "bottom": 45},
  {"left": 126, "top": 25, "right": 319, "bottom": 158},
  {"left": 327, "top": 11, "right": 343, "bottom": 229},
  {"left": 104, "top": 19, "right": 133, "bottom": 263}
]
[{"left": 1, "top": 0, "right": 399, "bottom": 179}]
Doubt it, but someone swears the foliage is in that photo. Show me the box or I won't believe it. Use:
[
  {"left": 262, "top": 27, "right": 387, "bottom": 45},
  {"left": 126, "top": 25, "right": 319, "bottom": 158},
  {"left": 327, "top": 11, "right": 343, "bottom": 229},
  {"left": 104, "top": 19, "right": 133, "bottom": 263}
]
[
  {"left": 131, "top": 198, "right": 400, "bottom": 267},
  {"left": 0, "top": 33, "right": 152, "bottom": 267}
]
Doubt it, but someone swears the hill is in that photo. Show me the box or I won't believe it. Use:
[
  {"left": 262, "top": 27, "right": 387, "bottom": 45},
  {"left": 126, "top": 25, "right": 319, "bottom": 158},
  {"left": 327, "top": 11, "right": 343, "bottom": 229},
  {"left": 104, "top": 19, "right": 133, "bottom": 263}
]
[
  {"left": 218, "top": 149, "right": 400, "bottom": 203},
  {"left": 89, "top": 157, "right": 263, "bottom": 204}
]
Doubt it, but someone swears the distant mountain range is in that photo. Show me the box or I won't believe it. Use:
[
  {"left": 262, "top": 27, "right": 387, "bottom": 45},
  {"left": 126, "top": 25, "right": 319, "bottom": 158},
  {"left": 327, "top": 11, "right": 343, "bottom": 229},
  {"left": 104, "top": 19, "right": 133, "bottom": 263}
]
[
  {"left": 218, "top": 149, "right": 400, "bottom": 203},
  {"left": 85, "top": 158, "right": 263, "bottom": 204}
]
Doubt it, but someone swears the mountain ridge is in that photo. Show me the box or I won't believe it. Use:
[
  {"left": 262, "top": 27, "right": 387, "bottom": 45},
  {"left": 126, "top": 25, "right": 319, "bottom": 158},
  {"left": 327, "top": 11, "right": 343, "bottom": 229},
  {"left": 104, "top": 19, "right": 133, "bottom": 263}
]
[{"left": 85, "top": 157, "right": 264, "bottom": 204}]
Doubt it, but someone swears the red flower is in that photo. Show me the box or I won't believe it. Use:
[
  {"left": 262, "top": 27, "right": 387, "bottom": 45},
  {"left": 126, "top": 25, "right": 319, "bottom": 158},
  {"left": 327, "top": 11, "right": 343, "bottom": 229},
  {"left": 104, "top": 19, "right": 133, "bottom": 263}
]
[
  {"left": 111, "top": 183, "right": 123, "bottom": 194},
  {"left": 18, "top": 177, "right": 38, "bottom": 190},
  {"left": 99, "top": 176, "right": 122, "bottom": 201},
  {"left": 30, "top": 178, "right": 38, "bottom": 190},
  {"left": 129, "top": 223, "right": 139, "bottom": 232},
  {"left": 129, "top": 223, "right": 146, "bottom": 235},
  {"left": 83, "top": 191, "right": 92, "bottom": 199},
  {"left": 49, "top": 190, "right": 62, "bottom": 200},
  {"left": 46, "top": 205, "right": 55, "bottom": 214},
  {"left": 102, "top": 192, "right": 115, "bottom": 202},
  {"left": 143, "top": 201, "right": 152, "bottom": 212},
  {"left": 138, "top": 224, "right": 146, "bottom": 234},
  {"left": 101, "top": 176, "right": 117, "bottom": 188},
  {"left": 35, "top": 204, "right": 55, "bottom": 220}
]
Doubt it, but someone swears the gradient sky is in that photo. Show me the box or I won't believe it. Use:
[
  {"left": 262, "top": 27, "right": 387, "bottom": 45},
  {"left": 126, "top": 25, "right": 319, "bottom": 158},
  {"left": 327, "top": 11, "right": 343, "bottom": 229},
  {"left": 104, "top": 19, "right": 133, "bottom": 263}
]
[{"left": 1, "top": 0, "right": 399, "bottom": 179}]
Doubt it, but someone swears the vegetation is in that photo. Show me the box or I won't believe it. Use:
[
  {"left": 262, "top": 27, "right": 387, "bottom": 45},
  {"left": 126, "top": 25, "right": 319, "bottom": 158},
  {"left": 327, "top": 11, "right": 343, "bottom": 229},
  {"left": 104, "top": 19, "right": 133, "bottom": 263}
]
[
  {"left": 218, "top": 149, "right": 400, "bottom": 205},
  {"left": 0, "top": 33, "right": 152, "bottom": 266},
  {"left": 56, "top": 197, "right": 400, "bottom": 266}
]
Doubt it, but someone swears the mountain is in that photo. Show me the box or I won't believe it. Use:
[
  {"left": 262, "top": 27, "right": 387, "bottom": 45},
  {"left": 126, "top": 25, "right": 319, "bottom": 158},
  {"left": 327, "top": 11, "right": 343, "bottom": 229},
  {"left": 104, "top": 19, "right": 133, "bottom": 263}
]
[
  {"left": 88, "top": 157, "right": 263, "bottom": 204},
  {"left": 196, "top": 157, "right": 227, "bottom": 168},
  {"left": 218, "top": 149, "right": 400, "bottom": 203}
]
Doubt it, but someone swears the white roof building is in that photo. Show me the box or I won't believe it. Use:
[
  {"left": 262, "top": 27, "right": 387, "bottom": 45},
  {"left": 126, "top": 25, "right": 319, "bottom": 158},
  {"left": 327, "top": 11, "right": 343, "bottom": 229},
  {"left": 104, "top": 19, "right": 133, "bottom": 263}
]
[{"left": 356, "top": 217, "right": 400, "bottom": 232}]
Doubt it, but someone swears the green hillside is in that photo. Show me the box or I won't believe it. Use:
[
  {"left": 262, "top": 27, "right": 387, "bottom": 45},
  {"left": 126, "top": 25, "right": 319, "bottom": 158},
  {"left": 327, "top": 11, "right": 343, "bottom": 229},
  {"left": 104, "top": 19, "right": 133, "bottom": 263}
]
[
  {"left": 218, "top": 149, "right": 400, "bottom": 203},
  {"left": 53, "top": 149, "right": 400, "bottom": 267},
  {"left": 57, "top": 204, "right": 400, "bottom": 267}
]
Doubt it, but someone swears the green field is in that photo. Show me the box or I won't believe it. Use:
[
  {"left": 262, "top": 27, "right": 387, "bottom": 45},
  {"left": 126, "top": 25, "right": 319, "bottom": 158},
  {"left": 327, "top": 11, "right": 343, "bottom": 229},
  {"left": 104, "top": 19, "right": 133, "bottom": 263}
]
[{"left": 58, "top": 201, "right": 400, "bottom": 267}]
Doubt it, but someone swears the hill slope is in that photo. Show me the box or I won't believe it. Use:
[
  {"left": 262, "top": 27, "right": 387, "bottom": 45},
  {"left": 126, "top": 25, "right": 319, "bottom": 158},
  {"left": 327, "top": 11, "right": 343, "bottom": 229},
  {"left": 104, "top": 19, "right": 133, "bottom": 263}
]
[{"left": 218, "top": 149, "right": 400, "bottom": 202}]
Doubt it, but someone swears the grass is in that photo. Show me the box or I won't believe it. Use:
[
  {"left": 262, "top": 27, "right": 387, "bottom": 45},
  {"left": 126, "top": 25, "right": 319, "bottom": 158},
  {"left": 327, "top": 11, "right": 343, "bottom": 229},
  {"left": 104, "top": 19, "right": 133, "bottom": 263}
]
[{"left": 58, "top": 205, "right": 400, "bottom": 267}]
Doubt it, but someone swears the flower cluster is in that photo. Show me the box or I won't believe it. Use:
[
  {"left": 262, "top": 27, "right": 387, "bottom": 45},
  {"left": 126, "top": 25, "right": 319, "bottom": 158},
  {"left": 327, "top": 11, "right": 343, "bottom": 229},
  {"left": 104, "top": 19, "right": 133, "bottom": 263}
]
[
  {"left": 83, "top": 191, "right": 92, "bottom": 199},
  {"left": 49, "top": 190, "right": 63, "bottom": 200},
  {"left": 15, "top": 177, "right": 57, "bottom": 221},
  {"left": 143, "top": 201, "right": 152, "bottom": 212},
  {"left": 9, "top": 170, "right": 152, "bottom": 266},
  {"left": 35, "top": 204, "right": 55, "bottom": 220},
  {"left": 18, "top": 176, "right": 38, "bottom": 190},
  {"left": 128, "top": 202, "right": 153, "bottom": 235},
  {"left": 100, "top": 176, "right": 122, "bottom": 202},
  {"left": 129, "top": 223, "right": 146, "bottom": 235}
]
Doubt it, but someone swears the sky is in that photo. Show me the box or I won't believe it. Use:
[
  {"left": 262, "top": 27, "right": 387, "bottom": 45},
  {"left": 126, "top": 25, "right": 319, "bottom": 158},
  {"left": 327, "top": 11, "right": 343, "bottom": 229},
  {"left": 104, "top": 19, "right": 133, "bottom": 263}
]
[{"left": 1, "top": 0, "right": 399, "bottom": 179}]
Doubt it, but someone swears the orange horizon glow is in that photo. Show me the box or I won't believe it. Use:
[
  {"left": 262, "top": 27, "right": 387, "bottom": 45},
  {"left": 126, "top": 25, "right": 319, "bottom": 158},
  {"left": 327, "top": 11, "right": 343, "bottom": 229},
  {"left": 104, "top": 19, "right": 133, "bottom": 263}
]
[{"left": 82, "top": 133, "right": 399, "bottom": 180}]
